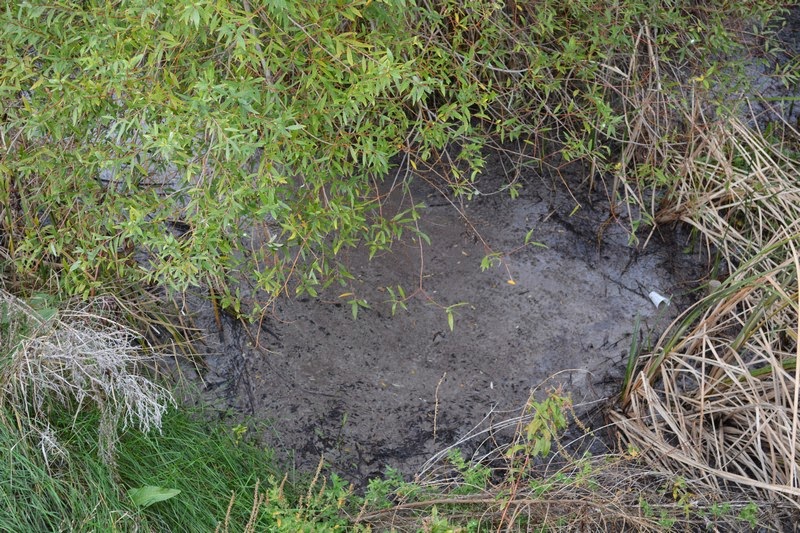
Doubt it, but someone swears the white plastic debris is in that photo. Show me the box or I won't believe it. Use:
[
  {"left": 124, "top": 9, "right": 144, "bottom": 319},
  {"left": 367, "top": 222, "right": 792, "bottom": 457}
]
[{"left": 648, "top": 291, "right": 670, "bottom": 308}]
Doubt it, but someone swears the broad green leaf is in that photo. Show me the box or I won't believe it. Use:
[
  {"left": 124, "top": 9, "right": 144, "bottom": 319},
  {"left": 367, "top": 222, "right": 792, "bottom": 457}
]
[
  {"left": 34, "top": 308, "right": 57, "bottom": 322},
  {"left": 127, "top": 486, "right": 181, "bottom": 508}
]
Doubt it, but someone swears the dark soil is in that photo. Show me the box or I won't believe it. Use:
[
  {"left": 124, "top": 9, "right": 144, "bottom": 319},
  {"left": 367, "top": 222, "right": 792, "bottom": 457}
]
[{"left": 179, "top": 151, "right": 708, "bottom": 487}]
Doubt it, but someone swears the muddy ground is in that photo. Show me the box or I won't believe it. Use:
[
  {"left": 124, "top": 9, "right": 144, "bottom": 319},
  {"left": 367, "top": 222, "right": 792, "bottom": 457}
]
[
  {"left": 179, "top": 152, "right": 708, "bottom": 487},
  {"left": 175, "top": 8, "right": 800, "bottom": 488}
]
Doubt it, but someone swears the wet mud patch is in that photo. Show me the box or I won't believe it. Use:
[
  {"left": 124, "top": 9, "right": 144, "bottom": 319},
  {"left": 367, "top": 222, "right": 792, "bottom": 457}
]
[{"left": 187, "top": 153, "right": 707, "bottom": 486}]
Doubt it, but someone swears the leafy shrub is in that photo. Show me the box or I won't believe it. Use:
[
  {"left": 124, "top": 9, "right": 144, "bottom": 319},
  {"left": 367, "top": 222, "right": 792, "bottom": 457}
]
[{"left": 0, "top": 0, "right": 782, "bottom": 315}]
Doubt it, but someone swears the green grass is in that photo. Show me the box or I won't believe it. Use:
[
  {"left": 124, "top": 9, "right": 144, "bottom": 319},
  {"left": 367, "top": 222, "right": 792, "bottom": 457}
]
[
  {"left": 0, "top": 405, "right": 330, "bottom": 532},
  {"left": 117, "top": 410, "right": 281, "bottom": 531},
  {"left": 0, "top": 294, "right": 352, "bottom": 532},
  {"left": 0, "top": 287, "right": 353, "bottom": 531}
]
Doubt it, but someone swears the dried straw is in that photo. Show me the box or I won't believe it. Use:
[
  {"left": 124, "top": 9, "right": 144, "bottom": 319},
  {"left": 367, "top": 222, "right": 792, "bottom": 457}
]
[{"left": 616, "top": 114, "right": 800, "bottom": 508}]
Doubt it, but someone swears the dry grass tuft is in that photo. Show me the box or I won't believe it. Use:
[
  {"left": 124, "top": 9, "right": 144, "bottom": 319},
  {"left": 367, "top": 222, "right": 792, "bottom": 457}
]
[
  {"left": 615, "top": 113, "right": 800, "bottom": 510},
  {"left": 655, "top": 115, "right": 800, "bottom": 268},
  {"left": 0, "top": 289, "right": 175, "bottom": 466}
]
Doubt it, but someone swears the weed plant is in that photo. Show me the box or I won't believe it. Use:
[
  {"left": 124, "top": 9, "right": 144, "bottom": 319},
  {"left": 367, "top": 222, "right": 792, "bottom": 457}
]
[{"left": 0, "top": 288, "right": 176, "bottom": 470}]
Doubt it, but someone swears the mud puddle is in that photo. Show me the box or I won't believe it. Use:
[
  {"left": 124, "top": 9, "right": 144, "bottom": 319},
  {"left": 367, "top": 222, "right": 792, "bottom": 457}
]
[
  {"left": 175, "top": 150, "right": 707, "bottom": 487},
  {"left": 156, "top": 7, "right": 800, "bottom": 486}
]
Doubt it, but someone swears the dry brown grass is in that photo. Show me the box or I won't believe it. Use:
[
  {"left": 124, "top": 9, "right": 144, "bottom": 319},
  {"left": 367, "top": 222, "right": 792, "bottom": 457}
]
[
  {"left": 655, "top": 116, "right": 800, "bottom": 268},
  {"left": 615, "top": 114, "right": 800, "bottom": 512}
]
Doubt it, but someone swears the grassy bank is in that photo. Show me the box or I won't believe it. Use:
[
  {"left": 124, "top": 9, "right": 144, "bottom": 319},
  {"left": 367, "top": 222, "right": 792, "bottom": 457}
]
[{"left": 0, "top": 406, "right": 289, "bottom": 531}]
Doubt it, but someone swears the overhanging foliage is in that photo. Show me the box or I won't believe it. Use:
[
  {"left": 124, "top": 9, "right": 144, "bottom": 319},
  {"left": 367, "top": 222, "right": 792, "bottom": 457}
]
[{"left": 0, "top": 0, "right": 780, "bottom": 316}]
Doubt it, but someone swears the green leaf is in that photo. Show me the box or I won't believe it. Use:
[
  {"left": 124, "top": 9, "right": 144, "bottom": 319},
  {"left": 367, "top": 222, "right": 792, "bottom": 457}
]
[
  {"left": 34, "top": 308, "right": 57, "bottom": 322},
  {"left": 524, "top": 228, "right": 544, "bottom": 246},
  {"left": 127, "top": 486, "right": 181, "bottom": 508},
  {"left": 27, "top": 293, "right": 58, "bottom": 322}
]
